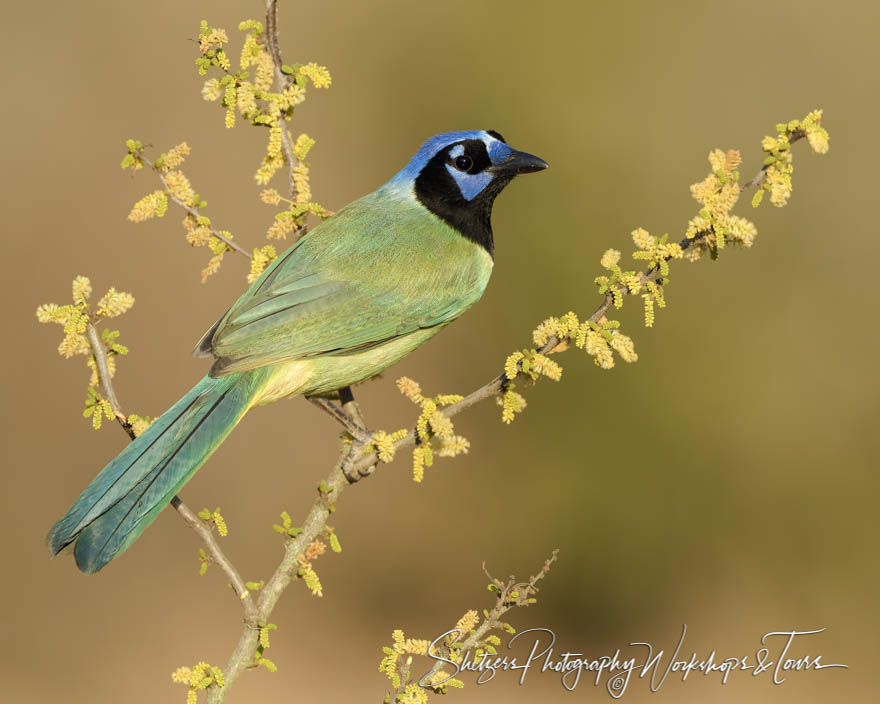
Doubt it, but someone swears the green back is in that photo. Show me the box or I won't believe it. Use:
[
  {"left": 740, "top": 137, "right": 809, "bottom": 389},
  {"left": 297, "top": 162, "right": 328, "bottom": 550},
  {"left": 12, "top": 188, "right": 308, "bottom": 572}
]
[{"left": 202, "top": 187, "right": 493, "bottom": 376}]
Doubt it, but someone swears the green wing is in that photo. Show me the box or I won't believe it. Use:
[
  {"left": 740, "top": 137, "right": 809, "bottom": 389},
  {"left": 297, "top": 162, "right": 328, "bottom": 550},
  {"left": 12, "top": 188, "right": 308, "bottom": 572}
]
[{"left": 198, "top": 190, "right": 492, "bottom": 377}]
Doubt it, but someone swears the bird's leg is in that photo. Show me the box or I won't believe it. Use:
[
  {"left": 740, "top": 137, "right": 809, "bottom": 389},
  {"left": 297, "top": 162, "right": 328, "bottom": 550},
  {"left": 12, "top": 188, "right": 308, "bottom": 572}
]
[
  {"left": 338, "top": 386, "right": 365, "bottom": 429},
  {"left": 337, "top": 386, "right": 378, "bottom": 483},
  {"left": 307, "top": 390, "right": 376, "bottom": 483},
  {"left": 307, "top": 395, "right": 369, "bottom": 441}
]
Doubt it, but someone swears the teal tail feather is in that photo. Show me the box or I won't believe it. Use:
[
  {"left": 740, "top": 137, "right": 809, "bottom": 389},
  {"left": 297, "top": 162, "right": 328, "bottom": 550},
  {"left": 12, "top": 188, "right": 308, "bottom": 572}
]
[{"left": 47, "top": 373, "right": 256, "bottom": 573}]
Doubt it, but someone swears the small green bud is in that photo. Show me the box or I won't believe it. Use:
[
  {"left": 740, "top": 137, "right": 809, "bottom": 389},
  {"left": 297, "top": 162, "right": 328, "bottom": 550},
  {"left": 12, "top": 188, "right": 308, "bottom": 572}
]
[{"left": 751, "top": 189, "right": 765, "bottom": 208}]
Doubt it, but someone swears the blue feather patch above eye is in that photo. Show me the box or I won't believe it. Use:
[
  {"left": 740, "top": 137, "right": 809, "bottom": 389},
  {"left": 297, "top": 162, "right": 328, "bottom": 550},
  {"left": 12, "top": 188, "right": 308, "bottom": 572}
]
[
  {"left": 449, "top": 144, "right": 465, "bottom": 159},
  {"left": 445, "top": 164, "right": 493, "bottom": 201},
  {"left": 487, "top": 139, "right": 514, "bottom": 165}
]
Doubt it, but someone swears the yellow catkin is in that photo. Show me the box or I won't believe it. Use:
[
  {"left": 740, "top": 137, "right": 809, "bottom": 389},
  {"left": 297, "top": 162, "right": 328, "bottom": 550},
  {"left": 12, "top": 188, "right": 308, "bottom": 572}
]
[{"left": 299, "top": 63, "right": 332, "bottom": 88}]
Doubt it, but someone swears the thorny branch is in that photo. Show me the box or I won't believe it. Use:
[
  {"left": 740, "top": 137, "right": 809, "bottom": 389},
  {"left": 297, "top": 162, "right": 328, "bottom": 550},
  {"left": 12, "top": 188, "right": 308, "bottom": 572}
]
[
  {"left": 141, "top": 155, "right": 253, "bottom": 259},
  {"left": 400, "top": 550, "right": 559, "bottom": 697},
  {"left": 264, "top": 0, "right": 302, "bottom": 207}
]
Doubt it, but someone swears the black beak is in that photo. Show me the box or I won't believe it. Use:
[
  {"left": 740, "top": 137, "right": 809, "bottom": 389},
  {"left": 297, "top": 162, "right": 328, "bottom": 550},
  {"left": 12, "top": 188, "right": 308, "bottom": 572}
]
[{"left": 492, "top": 150, "right": 549, "bottom": 175}]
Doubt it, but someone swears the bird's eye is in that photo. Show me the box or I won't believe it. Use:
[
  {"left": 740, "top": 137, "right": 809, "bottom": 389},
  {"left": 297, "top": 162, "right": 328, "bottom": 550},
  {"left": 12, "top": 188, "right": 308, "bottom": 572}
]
[{"left": 453, "top": 155, "right": 473, "bottom": 172}]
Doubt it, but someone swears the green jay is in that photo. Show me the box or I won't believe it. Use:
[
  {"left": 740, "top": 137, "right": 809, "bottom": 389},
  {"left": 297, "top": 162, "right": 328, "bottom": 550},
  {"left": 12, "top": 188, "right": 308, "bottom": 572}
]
[{"left": 48, "top": 130, "right": 548, "bottom": 573}]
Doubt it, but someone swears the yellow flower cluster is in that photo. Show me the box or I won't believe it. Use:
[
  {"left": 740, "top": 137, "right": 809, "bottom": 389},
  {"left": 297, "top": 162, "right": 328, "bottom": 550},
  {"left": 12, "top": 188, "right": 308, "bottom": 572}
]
[
  {"left": 266, "top": 212, "right": 296, "bottom": 240},
  {"left": 201, "top": 77, "right": 223, "bottom": 101},
  {"left": 95, "top": 288, "right": 135, "bottom": 317},
  {"left": 201, "top": 252, "right": 224, "bottom": 284},
  {"left": 629, "top": 229, "right": 680, "bottom": 323},
  {"left": 287, "top": 133, "right": 317, "bottom": 204},
  {"left": 802, "top": 110, "right": 830, "bottom": 154},
  {"left": 582, "top": 326, "right": 614, "bottom": 369},
  {"left": 379, "top": 628, "right": 434, "bottom": 695},
  {"left": 224, "top": 83, "right": 237, "bottom": 128},
  {"left": 37, "top": 277, "right": 144, "bottom": 429},
  {"left": 379, "top": 631, "right": 405, "bottom": 689},
  {"left": 127, "top": 190, "right": 168, "bottom": 222},
  {"left": 260, "top": 188, "right": 282, "bottom": 205},
  {"left": 127, "top": 413, "right": 153, "bottom": 437},
  {"left": 299, "top": 62, "right": 332, "bottom": 88},
  {"left": 159, "top": 202, "right": 235, "bottom": 283},
  {"left": 255, "top": 152, "right": 284, "bottom": 185},
  {"left": 213, "top": 509, "right": 228, "bottom": 537},
  {"left": 84, "top": 387, "right": 114, "bottom": 429},
  {"left": 412, "top": 447, "right": 428, "bottom": 482},
  {"left": 238, "top": 82, "right": 258, "bottom": 116},
  {"left": 164, "top": 171, "right": 196, "bottom": 205},
  {"left": 196, "top": 507, "right": 228, "bottom": 536},
  {"left": 198, "top": 22, "right": 228, "bottom": 53},
  {"left": 530, "top": 310, "right": 638, "bottom": 372},
  {"left": 292, "top": 164, "right": 311, "bottom": 202},
  {"left": 247, "top": 244, "right": 277, "bottom": 283},
  {"left": 297, "top": 556, "right": 323, "bottom": 597},
  {"left": 290, "top": 132, "right": 314, "bottom": 160},
  {"left": 455, "top": 609, "right": 479, "bottom": 633},
  {"left": 396, "top": 376, "right": 423, "bottom": 402},
  {"left": 683, "top": 148, "right": 754, "bottom": 258},
  {"left": 239, "top": 31, "right": 260, "bottom": 72},
  {"left": 609, "top": 330, "right": 638, "bottom": 362},
  {"left": 631, "top": 228, "right": 683, "bottom": 277},
  {"left": 191, "top": 20, "right": 334, "bottom": 237},
  {"left": 532, "top": 311, "right": 580, "bottom": 348},
  {"left": 170, "top": 660, "right": 225, "bottom": 704},
  {"left": 504, "top": 349, "right": 563, "bottom": 383},
  {"left": 324, "top": 526, "right": 342, "bottom": 553},
  {"left": 396, "top": 377, "right": 467, "bottom": 481},
  {"left": 158, "top": 142, "right": 190, "bottom": 171},
  {"left": 498, "top": 388, "right": 527, "bottom": 423},
  {"left": 425, "top": 672, "right": 465, "bottom": 692},
  {"left": 254, "top": 50, "right": 274, "bottom": 92},
  {"left": 691, "top": 149, "right": 741, "bottom": 219},
  {"left": 436, "top": 434, "right": 470, "bottom": 458},
  {"left": 367, "top": 429, "right": 408, "bottom": 463},
  {"left": 72, "top": 275, "right": 91, "bottom": 304},
  {"left": 183, "top": 214, "right": 211, "bottom": 246},
  {"left": 599, "top": 248, "right": 621, "bottom": 269},
  {"left": 595, "top": 248, "right": 643, "bottom": 308},
  {"left": 256, "top": 654, "right": 277, "bottom": 672},
  {"left": 250, "top": 615, "right": 279, "bottom": 672},
  {"left": 753, "top": 109, "right": 829, "bottom": 209},
  {"left": 258, "top": 623, "right": 278, "bottom": 649}
]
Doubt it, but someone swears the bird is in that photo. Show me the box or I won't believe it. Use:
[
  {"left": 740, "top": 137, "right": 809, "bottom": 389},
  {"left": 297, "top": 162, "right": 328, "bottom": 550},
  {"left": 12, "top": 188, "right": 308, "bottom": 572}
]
[{"left": 48, "top": 130, "right": 548, "bottom": 573}]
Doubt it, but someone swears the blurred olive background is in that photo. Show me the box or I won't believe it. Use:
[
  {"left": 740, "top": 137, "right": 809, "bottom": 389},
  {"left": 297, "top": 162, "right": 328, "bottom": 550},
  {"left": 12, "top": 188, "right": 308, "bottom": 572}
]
[{"left": 2, "top": 0, "right": 876, "bottom": 701}]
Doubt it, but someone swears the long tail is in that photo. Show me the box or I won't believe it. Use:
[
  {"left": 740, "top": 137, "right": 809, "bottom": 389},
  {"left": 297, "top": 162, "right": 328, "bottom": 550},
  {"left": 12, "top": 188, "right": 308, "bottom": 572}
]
[{"left": 47, "top": 372, "right": 259, "bottom": 573}]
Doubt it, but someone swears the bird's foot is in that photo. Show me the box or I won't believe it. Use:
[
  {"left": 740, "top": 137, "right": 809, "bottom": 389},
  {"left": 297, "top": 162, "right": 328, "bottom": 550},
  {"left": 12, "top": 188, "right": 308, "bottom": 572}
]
[{"left": 341, "top": 438, "right": 376, "bottom": 483}]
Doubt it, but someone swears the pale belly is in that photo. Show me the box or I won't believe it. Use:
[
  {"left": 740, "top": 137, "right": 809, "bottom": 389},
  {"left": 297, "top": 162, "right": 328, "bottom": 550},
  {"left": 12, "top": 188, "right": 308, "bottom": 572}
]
[{"left": 252, "top": 327, "right": 443, "bottom": 405}]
